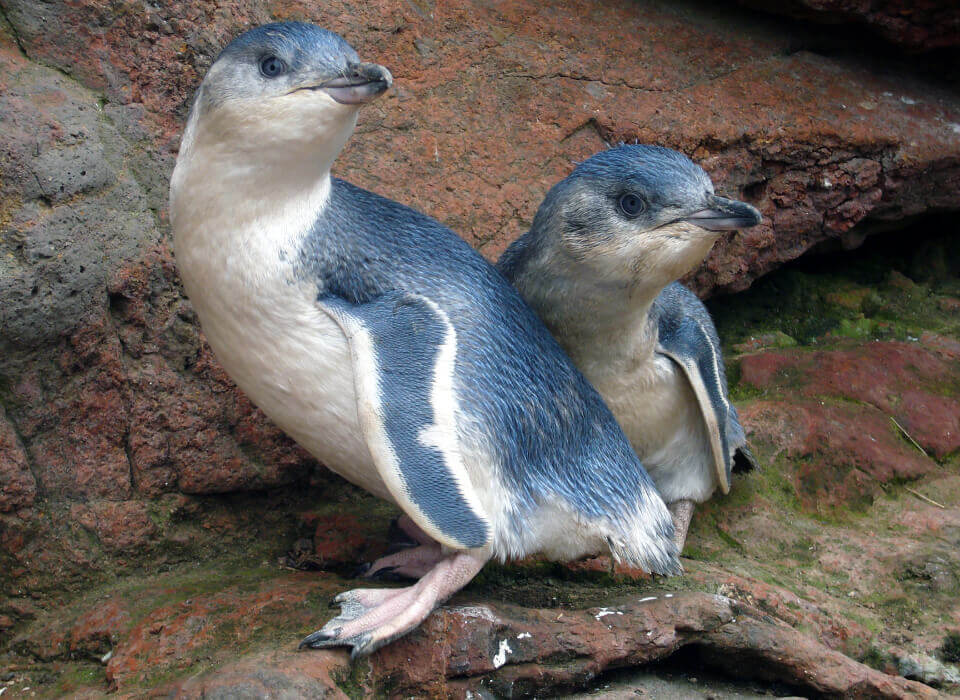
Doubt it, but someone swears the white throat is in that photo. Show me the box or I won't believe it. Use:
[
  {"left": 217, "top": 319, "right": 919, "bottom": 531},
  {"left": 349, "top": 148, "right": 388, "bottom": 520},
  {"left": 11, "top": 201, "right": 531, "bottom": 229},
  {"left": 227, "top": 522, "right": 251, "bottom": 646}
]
[
  {"left": 170, "top": 88, "right": 357, "bottom": 248},
  {"left": 166, "top": 91, "right": 389, "bottom": 501}
]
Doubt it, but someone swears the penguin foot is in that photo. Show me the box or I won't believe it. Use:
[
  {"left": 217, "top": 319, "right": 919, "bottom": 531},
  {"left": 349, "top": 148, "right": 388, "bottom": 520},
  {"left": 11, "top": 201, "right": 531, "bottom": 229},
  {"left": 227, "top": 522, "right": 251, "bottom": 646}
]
[
  {"left": 668, "top": 499, "right": 696, "bottom": 554},
  {"left": 384, "top": 517, "right": 419, "bottom": 554},
  {"left": 393, "top": 515, "right": 436, "bottom": 547},
  {"left": 364, "top": 543, "right": 445, "bottom": 581},
  {"left": 299, "top": 551, "right": 488, "bottom": 658},
  {"left": 383, "top": 515, "right": 439, "bottom": 555}
]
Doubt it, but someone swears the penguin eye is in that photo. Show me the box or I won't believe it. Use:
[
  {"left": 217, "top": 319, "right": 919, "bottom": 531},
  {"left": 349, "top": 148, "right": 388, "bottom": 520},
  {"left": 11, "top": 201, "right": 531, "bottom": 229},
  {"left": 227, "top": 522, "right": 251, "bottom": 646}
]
[
  {"left": 618, "top": 193, "right": 645, "bottom": 218},
  {"left": 259, "top": 55, "right": 286, "bottom": 78}
]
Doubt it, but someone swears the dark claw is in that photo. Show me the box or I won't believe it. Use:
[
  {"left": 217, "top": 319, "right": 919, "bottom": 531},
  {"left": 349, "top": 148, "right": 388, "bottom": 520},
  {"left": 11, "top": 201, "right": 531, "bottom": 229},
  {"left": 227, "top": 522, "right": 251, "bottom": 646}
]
[
  {"left": 350, "top": 562, "right": 372, "bottom": 579},
  {"left": 348, "top": 632, "right": 375, "bottom": 661},
  {"left": 299, "top": 627, "right": 340, "bottom": 649}
]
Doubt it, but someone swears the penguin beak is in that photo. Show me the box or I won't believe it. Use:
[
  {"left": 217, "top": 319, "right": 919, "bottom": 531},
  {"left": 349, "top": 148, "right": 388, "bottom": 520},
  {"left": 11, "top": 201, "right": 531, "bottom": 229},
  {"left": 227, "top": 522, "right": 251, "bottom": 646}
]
[
  {"left": 680, "top": 195, "right": 762, "bottom": 231},
  {"left": 319, "top": 62, "right": 393, "bottom": 105}
]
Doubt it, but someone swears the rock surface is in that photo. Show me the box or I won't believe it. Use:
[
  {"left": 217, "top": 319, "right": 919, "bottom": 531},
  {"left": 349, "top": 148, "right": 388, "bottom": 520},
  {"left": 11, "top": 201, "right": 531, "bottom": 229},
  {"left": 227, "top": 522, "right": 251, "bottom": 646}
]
[
  {"left": 738, "top": 0, "right": 960, "bottom": 52},
  {"left": 1, "top": 0, "right": 959, "bottom": 696},
  {"left": 7, "top": 570, "right": 941, "bottom": 698}
]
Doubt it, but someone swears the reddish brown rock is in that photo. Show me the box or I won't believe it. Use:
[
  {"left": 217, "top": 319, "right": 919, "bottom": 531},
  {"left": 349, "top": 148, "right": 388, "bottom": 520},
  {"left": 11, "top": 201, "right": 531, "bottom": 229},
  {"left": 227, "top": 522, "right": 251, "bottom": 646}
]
[
  {"left": 312, "top": 514, "right": 382, "bottom": 565},
  {"left": 740, "top": 399, "right": 936, "bottom": 510},
  {"left": 17, "top": 598, "right": 133, "bottom": 662},
  {"left": 739, "top": 342, "right": 960, "bottom": 457},
  {"left": 921, "top": 331, "right": 960, "bottom": 362},
  {"left": 0, "top": 405, "right": 36, "bottom": 513},
  {"left": 154, "top": 588, "right": 935, "bottom": 698},
  {"left": 70, "top": 501, "right": 159, "bottom": 553},
  {"left": 15, "top": 568, "right": 931, "bottom": 698},
  {"left": 170, "top": 649, "right": 348, "bottom": 698},
  {"left": 2, "top": 0, "right": 960, "bottom": 296}
]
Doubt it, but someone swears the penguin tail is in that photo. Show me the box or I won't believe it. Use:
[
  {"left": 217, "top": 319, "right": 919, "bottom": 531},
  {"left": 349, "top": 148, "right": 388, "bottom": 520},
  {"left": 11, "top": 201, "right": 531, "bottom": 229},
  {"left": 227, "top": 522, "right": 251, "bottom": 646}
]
[{"left": 604, "top": 492, "right": 682, "bottom": 577}]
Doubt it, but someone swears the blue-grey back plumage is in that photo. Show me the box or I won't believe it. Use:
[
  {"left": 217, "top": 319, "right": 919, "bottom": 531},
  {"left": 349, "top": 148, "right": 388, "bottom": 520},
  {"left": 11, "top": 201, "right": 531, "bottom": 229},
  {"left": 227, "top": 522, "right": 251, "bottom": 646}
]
[{"left": 303, "top": 178, "right": 677, "bottom": 568}]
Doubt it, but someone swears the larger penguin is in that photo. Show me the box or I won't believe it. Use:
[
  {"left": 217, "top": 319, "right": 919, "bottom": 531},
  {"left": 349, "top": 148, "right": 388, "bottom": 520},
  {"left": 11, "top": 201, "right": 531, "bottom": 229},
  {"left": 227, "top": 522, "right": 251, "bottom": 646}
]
[
  {"left": 498, "top": 145, "right": 762, "bottom": 552},
  {"left": 169, "top": 23, "right": 679, "bottom": 658}
]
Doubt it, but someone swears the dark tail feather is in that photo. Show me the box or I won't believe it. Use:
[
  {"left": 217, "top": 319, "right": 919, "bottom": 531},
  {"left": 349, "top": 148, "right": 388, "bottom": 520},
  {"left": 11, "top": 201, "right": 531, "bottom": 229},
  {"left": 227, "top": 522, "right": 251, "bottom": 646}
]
[{"left": 733, "top": 444, "right": 759, "bottom": 473}]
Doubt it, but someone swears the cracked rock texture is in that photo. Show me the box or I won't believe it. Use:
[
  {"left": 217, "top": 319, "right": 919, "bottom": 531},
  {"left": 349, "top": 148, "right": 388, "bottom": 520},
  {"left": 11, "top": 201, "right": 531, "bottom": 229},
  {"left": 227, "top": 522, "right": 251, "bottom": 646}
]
[{"left": 0, "top": 0, "right": 959, "bottom": 696}]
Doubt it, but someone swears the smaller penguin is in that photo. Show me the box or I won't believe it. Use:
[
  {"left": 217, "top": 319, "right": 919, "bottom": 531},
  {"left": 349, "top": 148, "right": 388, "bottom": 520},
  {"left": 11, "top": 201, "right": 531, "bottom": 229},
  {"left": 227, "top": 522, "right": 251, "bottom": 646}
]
[{"left": 498, "top": 145, "right": 762, "bottom": 552}]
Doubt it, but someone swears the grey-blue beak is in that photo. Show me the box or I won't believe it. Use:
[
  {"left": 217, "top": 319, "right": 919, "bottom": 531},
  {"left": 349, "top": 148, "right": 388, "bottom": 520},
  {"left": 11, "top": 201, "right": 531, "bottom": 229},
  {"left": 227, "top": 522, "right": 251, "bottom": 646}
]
[
  {"left": 321, "top": 62, "right": 392, "bottom": 105},
  {"left": 681, "top": 195, "right": 762, "bottom": 231}
]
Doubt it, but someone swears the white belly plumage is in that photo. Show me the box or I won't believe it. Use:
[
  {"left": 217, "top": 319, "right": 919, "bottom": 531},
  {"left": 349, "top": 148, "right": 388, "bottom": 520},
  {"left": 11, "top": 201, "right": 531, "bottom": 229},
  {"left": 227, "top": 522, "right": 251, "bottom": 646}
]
[
  {"left": 182, "top": 268, "right": 392, "bottom": 503},
  {"left": 588, "top": 353, "right": 716, "bottom": 504}
]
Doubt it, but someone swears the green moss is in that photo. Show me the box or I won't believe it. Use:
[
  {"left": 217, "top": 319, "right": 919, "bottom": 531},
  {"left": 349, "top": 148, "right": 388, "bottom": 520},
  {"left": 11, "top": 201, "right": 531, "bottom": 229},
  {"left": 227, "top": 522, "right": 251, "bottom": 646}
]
[
  {"left": 832, "top": 316, "right": 880, "bottom": 340},
  {"left": 713, "top": 522, "right": 745, "bottom": 552},
  {"left": 332, "top": 657, "right": 371, "bottom": 699},
  {"left": 860, "top": 645, "right": 891, "bottom": 672},
  {"left": 52, "top": 663, "right": 107, "bottom": 695},
  {"left": 940, "top": 632, "right": 960, "bottom": 663},
  {"left": 708, "top": 226, "right": 960, "bottom": 351}
]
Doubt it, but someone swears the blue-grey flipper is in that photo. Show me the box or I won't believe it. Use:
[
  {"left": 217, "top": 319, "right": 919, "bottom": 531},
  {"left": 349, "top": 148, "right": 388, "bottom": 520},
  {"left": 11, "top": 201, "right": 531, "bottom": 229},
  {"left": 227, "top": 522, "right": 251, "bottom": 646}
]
[
  {"left": 317, "top": 290, "right": 491, "bottom": 550},
  {"left": 653, "top": 284, "right": 734, "bottom": 494}
]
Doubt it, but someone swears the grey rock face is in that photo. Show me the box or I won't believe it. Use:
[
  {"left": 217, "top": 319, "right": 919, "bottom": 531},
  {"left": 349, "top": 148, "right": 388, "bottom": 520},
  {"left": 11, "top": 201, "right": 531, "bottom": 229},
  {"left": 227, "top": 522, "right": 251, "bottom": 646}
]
[{"left": 0, "top": 59, "right": 161, "bottom": 354}]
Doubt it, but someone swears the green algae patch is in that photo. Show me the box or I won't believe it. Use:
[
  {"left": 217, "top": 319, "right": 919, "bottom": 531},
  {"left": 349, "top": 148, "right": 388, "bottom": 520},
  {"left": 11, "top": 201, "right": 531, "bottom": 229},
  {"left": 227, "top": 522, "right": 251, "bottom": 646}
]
[
  {"left": 708, "top": 227, "right": 960, "bottom": 352},
  {"left": 941, "top": 633, "right": 960, "bottom": 664},
  {"left": 332, "top": 657, "right": 372, "bottom": 699}
]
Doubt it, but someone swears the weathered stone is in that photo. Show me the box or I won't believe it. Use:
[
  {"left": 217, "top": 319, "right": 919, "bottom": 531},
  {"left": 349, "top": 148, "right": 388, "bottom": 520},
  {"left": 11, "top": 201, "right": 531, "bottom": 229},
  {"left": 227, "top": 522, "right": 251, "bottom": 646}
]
[
  {"left": 0, "top": 405, "right": 35, "bottom": 513},
  {"left": 0, "top": 41, "right": 159, "bottom": 355},
  {"left": 110, "top": 585, "right": 943, "bottom": 698},
  {"left": 739, "top": 342, "right": 960, "bottom": 457},
  {"left": 69, "top": 501, "right": 158, "bottom": 553},
  {"left": 12, "top": 568, "right": 937, "bottom": 698}
]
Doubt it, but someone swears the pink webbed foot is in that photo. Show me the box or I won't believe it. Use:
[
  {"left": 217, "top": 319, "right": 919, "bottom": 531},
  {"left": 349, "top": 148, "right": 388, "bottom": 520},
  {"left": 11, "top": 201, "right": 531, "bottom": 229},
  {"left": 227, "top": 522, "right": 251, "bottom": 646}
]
[
  {"left": 300, "top": 551, "right": 488, "bottom": 658},
  {"left": 364, "top": 543, "right": 446, "bottom": 581},
  {"left": 354, "top": 515, "right": 444, "bottom": 582}
]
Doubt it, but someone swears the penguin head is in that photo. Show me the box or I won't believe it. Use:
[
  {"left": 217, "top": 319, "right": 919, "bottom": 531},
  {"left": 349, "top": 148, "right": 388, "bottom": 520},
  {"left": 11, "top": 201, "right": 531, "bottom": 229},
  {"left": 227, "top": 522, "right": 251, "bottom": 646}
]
[
  {"left": 530, "top": 145, "right": 761, "bottom": 286},
  {"left": 180, "top": 22, "right": 391, "bottom": 172}
]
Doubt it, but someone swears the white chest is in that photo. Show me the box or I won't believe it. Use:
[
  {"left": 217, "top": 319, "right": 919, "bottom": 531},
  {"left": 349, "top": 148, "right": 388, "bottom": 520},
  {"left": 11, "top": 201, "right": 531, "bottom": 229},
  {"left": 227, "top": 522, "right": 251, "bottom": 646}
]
[
  {"left": 172, "top": 185, "right": 389, "bottom": 501},
  {"left": 581, "top": 347, "right": 716, "bottom": 503}
]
